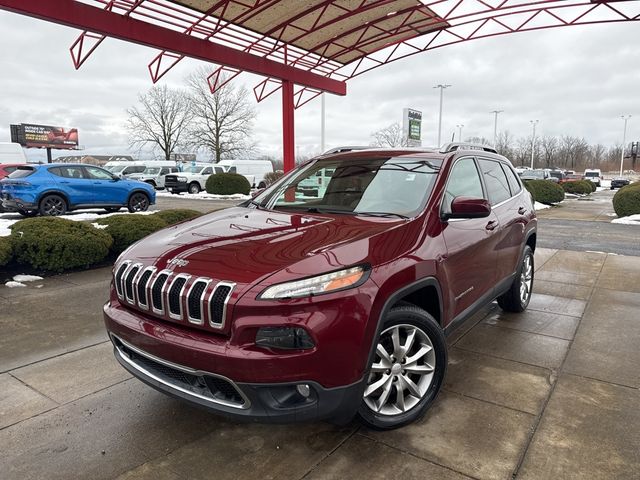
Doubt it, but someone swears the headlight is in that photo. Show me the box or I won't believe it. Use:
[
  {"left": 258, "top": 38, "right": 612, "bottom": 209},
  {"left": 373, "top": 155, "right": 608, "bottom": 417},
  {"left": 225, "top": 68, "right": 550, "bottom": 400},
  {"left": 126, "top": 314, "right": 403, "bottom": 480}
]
[
  {"left": 177, "top": 176, "right": 187, "bottom": 182},
  {"left": 259, "top": 266, "right": 367, "bottom": 300}
]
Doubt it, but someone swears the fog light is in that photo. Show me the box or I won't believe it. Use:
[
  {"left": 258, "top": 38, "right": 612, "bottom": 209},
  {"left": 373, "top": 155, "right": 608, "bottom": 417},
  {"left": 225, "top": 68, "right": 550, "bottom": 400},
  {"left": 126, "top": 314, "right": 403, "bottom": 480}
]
[
  {"left": 255, "top": 327, "right": 315, "bottom": 350},
  {"left": 296, "top": 384, "right": 311, "bottom": 398}
]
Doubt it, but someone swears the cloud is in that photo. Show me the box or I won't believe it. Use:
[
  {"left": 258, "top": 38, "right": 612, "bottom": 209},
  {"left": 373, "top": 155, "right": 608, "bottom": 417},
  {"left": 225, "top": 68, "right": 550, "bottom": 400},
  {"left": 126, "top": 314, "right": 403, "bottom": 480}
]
[{"left": 0, "top": 9, "right": 638, "bottom": 162}]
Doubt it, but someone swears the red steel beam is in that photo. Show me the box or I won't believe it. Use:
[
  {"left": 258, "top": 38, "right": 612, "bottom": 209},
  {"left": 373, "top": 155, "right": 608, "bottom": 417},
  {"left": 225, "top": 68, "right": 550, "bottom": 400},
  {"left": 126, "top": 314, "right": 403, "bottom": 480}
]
[
  {"left": 0, "top": 0, "right": 346, "bottom": 96},
  {"left": 282, "top": 79, "right": 295, "bottom": 174}
]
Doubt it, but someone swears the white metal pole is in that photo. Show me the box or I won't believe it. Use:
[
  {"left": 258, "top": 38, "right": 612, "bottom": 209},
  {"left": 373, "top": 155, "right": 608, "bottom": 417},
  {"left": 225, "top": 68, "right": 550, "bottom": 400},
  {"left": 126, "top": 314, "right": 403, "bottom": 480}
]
[
  {"left": 457, "top": 124, "right": 464, "bottom": 141},
  {"left": 492, "top": 110, "right": 503, "bottom": 146},
  {"left": 434, "top": 84, "right": 451, "bottom": 147},
  {"left": 620, "top": 115, "right": 631, "bottom": 177},
  {"left": 320, "top": 93, "right": 326, "bottom": 153},
  {"left": 530, "top": 120, "right": 538, "bottom": 169}
]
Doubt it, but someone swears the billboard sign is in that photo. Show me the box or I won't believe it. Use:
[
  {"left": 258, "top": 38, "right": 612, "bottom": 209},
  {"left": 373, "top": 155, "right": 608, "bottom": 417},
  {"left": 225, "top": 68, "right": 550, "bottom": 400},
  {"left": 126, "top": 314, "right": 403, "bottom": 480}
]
[
  {"left": 10, "top": 123, "right": 79, "bottom": 150},
  {"left": 402, "top": 108, "right": 422, "bottom": 146}
]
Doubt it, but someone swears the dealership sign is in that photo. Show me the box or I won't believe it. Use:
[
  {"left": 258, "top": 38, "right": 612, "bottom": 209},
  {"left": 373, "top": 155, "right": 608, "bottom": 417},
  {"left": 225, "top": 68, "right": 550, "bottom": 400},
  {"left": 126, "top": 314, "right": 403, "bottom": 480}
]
[
  {"left": 10, "top": 123, "right": 79, "bottom": 149},
  {"left": 402, "top": 108, "right": 422, "bottom": 146}
]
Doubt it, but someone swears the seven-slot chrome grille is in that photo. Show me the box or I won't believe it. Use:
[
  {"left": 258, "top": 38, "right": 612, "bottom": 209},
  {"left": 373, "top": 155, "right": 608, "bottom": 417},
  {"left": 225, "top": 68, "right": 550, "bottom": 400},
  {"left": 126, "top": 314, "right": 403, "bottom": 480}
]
[{"left": 114, "top": 261, "right": 235, "bottom": 330}]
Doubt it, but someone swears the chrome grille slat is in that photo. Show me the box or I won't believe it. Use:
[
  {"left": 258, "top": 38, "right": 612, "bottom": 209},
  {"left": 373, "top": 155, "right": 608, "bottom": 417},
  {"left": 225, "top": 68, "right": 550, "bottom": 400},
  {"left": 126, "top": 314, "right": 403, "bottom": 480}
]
[
  {"left": 167, "top": 274, "right": 190, "bottom": 320},
  {"left": 151, "top": 270, "right": 171, "bottom": 314},
  {"left": 124, "top": 263, "right": 142, "bottom": 304},
  {"left": 114, "top": 261, "right": 132, "bottom": 299},
  {"left": 209, "top": 282, "right": 235, "bottom": 329},
  {"left": 135, "top": 267, "right": 156, "bottom": 310},
  {"left": 187, "top": 279, "right": 211, "bottom": 325}
]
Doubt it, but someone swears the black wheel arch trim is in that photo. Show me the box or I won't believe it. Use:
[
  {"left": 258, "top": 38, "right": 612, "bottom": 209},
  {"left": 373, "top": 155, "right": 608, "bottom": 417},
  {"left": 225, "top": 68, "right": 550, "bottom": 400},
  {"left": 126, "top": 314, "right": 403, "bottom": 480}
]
[{"left": 38, "top": 190, "right": 71, "bottom": 208}]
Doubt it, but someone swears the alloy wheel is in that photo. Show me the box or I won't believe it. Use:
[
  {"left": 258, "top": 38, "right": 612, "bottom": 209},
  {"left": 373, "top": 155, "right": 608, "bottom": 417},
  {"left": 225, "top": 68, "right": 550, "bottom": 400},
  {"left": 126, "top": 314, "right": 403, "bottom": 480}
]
[
  {"left": 520, "top": 253, "right": 533, "bottom": 305},
  {"left": 363, "top": 324, "right": 436, "bottom": 416},
  {"left": 42, "top": 197, "right": 65, "bottom": 216},
  {"left": 130, "top": 194, "right": 148, "bottom": 212}
]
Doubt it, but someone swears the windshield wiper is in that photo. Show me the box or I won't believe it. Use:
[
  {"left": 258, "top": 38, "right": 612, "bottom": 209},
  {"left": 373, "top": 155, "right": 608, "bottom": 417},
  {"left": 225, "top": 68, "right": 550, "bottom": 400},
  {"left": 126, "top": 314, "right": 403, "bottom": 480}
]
[
  {"left": 246, "top": 199, "right": 266, "bottom": 210},
  {"left": 304, "top": 207, "right": 353, "bottom": 215},
  {"left": 355, "top": 211, "right": 409, "bottom": 219}
]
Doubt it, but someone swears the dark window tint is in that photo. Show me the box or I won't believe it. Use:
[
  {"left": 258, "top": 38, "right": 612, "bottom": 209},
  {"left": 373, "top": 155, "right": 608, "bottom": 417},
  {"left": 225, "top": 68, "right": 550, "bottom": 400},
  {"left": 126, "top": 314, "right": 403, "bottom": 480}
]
[
  {"left": 8, "top": 166, "right": 35, "bottom": 179},
  {"left": 123, "top": 166, "right": 146, "bottom": 175},
  {"left": 228, "top": 166, "right": 237, "bottom": 173},
  {"left": 443, "top": 158, "right": 484, "bottom": 213},
  {"left": 4, "top": 166, "right": 18, "bottom": 174},
  {"left": 85, "top": 166, "right": 114, "bottom": 180},
  {"left": 501, "top": 164, "right": 522, "bottom": 195},
  {"left": 478, "top": 159, "right": 511, "bottom": 206},
  {"left": 202, "top": 167, "right": 213, "bottom": 175},
  {"left": 214, "top": 167, "right": 225, "bottom": 174},
  {"left": 49, "top": 166, "right": 84, "bottom": 179}
]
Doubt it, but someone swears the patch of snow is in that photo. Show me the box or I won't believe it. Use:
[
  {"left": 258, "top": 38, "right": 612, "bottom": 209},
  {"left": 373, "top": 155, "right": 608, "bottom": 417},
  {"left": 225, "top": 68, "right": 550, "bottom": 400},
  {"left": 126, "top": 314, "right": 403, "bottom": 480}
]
[
  {"left": 156, "top": 191, "right": 250, "bottom": 201},
  {"left": 612, "top": 214, "right": 640, "bottom": 225},
  {"left": 4, "top": 281, "right": 26, "bottom": 288},
  {"left": 534, "top": 202, "right": 551, "bottom": 210},
  {"left": 564, "top": 193, "right": 579, "bottom": 198},
  {"left": 13, "top": 274, "right": 43, "bottom": 282},
  {"left": 92, "top": 223, "right": 109, "bottom": 229},
  {"left": 0, "top": 209, "right": 154, "bottom": 237}
]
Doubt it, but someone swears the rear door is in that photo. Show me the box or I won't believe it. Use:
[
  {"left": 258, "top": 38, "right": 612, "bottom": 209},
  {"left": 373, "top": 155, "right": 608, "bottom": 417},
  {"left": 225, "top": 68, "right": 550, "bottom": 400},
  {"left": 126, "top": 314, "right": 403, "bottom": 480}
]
[
  {"left": 477, "top": 158, "right": 524, "bottom": 284},
  {"left": 440, "top": 157, "right": 500, "bottom": 319}
]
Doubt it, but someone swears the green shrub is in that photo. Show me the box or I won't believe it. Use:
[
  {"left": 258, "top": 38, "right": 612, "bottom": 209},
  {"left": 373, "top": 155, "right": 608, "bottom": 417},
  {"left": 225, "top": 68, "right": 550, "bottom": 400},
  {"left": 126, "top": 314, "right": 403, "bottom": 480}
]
[
  {"left": 523, "top": 180, "right": 565, "bottom": 205},
  {"left": 562, "top": 181, "right": 592, "bottom": 195},
  {"left": 205, "top": 172, "right": 251, "bottom": 195},
  {"left": 10, "top": 217, "right": 112, "bottom": 272},
  {"left": 0, "top": 236, "right": 12, "bottom": 267},
  {"left": 96, "top": 214, "right": 167, "bottom": 253},
  {"left": 613, "top": 183, "right": 640, "bottom": 217},
  {"left": 153, "top": 209, "right": 202, "bottom": 226},
  {"left": 583, "top": 180, "right": 597, "bottom": 192},
  {"left": 263, "top": 171, "right": 284, "bottom": 186}
]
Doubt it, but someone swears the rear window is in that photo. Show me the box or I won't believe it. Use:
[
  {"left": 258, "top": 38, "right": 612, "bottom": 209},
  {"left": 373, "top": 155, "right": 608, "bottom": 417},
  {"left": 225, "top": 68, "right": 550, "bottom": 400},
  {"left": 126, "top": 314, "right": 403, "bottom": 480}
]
[
  {"left": 478, "top": 159, "right": 511, "bottom": 206},
  {"left": 8, "top": 166, "right": 35, "bottom": 179},
  {"left": 584, "top": 171, "right": 600, "bottom": 178}
]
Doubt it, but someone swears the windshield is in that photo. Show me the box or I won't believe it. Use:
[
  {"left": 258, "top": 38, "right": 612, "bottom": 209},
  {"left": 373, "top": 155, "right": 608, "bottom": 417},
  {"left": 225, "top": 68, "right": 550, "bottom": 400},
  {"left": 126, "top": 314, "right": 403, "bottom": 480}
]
[
  {"left": 584, "top": 171, "right": 599, "bottom": 178},
  {"left": 143, "top": 167, "right": 161, "bottom": 175},
  {"left": 255, "top": 157, "right": 441, "bottom": 218},
  {"left": 105, "top": 165, "right": 125, "bottom": 173},
  {"left": 184, "top": 165, "right": 204, "bottom": 174}
]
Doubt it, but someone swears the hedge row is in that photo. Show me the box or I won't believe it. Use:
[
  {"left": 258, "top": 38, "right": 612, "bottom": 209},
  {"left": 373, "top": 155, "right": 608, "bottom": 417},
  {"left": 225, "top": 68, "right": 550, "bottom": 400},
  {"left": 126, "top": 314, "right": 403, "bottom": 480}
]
[
  {"left": 562, "top": 180, "right": 595, "bottom": 195},
  {"left": 1, "top": 209, "right": 202, "bottom": 272},
  {"left": 613, "top": 183, "right": 640, "bottom": 217},
  {"left": 523, "top": 180, "right": 565, "bottom": 205}
]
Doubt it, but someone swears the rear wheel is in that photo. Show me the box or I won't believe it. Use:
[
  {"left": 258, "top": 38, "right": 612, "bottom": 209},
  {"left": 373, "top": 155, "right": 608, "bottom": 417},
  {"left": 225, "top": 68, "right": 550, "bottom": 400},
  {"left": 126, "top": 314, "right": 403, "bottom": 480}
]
[
  {"left": 188, "top": 182, "right": 200, "bottom": 194},
  {"left": 127, "top": 192, "right": 149, "bottom": 213},
  {"left": 39, "top": 194, "right": 67, "bottom": 217},
  {"left": 497, "top": 245, "right": 534, "bottom": 313},
  {"left": 358, "top": 305, "right": 446, "bottom": 430}
]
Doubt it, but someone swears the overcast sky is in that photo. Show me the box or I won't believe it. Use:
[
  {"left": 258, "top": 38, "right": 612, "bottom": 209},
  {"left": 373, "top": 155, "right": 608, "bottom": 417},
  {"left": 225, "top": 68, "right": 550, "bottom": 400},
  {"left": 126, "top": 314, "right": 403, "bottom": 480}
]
[{"left": 1, "top": 9, "right": 639, "bottom": 163}]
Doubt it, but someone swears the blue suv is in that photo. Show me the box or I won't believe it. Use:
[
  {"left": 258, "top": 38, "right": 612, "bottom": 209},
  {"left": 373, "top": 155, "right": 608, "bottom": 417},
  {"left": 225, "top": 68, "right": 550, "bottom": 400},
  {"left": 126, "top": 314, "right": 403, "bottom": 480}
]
[{"left": 0, "top": 164, "right": 156, "bottom": 217}]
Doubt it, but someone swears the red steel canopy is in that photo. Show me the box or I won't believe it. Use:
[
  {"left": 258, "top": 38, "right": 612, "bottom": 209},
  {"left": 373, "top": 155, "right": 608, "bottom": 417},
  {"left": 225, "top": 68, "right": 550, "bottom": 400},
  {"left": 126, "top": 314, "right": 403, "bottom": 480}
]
[{"left": 1, "top": 0, "right": 639, "bottom": 170}]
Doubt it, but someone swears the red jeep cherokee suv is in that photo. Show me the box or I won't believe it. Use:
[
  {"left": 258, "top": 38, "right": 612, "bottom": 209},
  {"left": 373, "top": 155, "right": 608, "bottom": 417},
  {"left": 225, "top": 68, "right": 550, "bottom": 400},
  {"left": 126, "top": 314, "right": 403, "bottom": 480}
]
[{"left": 104, "top": 145, "right": 536, "bottom": 429}]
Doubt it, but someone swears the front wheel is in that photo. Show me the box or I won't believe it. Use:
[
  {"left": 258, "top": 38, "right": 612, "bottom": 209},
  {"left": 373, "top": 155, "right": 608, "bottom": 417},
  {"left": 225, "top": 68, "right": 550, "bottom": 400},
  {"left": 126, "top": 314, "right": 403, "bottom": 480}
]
[
  {"left": 358, "top": 305, "right": 446, "bottom": 430},
  {"left": 127, "top": 192, "right": 150, "bottom": 213},
  {"left": 188, "top": 182, "right": 201, "bottom": 194},
  {"left": 497, "top": 245, "right": 534, "bottom": 312}
]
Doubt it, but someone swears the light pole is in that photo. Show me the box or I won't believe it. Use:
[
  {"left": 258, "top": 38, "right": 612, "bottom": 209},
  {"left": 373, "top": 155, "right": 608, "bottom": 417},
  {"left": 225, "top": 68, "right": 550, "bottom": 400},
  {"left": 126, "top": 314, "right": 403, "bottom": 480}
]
[
  {"left": 456, "top": 124, "right": 464, "bottom": 141},
  {"left": 530, "top": 120, "right": 539, "bottom": 169},
  {"left": 491, "top": 110, "right": 504, "bottom": 146},
  {"left": 620, "top": 115, "right": 631, "bottom": 177},
  {"left": 434, "top": 84, "right": 451, "bottom": 147}
]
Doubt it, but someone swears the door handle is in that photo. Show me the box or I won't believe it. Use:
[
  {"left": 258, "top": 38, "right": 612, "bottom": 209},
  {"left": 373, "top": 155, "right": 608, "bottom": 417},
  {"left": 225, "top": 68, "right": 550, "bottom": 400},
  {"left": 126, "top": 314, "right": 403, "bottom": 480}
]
[
  {"left": 59, "top": 181, "right": 70, "bottom": 184},
  {"left": 518, "top": 207, "right": 527, "bottom": 215},
  {"left": 486, "top": 220, "right": 498, "bottom": 231}
]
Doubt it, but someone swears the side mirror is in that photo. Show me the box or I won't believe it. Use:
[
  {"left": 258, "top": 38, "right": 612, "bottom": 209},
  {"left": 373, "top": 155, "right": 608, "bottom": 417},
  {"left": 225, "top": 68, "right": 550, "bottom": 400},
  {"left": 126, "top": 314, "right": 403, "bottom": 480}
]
[
  {"left": 111, "top": 175, "right": 120, "bottom": 182},
  {"left": 443, "top": 196, "right": 491, "bottom": 220}
]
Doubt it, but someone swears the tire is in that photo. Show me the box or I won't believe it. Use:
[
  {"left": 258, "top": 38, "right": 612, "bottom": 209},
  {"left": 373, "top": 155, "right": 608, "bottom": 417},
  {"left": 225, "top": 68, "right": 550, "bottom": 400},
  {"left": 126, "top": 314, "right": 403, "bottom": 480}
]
[
  {"left": 497, "top": 245, "right": 534, "bottom": 313},
  {"left": 358, "top": 305, "right": 447, "bottom": 430},
  {"left": 188, "top": 182, "right": 201, "bottom": 194},
  {"left": 18, "top": 209, "right": 38, "bottom": 217},
  {"left": 127, "top": 192, "right": 150, "bottom": 213},
  {"left": 39, "top": 194, "right": 67, "bottom": 217},
  {"left": 104, "top": 207, "right": 121, "bottom": 213},
  {"left": 258, "top": 181, "right": 267, "bottom": 189}
]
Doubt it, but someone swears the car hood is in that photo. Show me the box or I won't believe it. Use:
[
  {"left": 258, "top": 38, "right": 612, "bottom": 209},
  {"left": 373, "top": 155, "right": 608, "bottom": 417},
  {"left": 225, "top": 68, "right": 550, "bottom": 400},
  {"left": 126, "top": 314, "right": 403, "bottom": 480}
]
[{"left": 121, "top": 206, "right": 416, "bottom": 288}]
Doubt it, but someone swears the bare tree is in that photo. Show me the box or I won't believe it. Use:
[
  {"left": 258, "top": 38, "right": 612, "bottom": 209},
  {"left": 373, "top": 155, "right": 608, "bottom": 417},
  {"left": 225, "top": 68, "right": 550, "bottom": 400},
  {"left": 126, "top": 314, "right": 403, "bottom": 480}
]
[
  {"left": 186, "top": 67, "right": 257, "bottom": 162},
  {"left": 127, "top": 85, "right": 193, "bottom": 161},
  {"left": 540, "top": 136, "right": 558, "bottom": 168},
  {"left": 495, "top": 131, "right": 515, "bottom": 159},
  {"left": 370, "top": 122, "right": 409, "bottom": 148}
]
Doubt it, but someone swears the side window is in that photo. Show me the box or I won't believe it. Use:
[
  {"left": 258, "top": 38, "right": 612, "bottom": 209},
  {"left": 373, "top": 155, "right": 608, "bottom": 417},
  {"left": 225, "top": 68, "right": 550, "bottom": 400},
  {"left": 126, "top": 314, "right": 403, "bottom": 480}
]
[
  {"left": 50, "top": 166, "right": 84, "bottom": 179},
  {"left": 478, "top": 159, "right": 511, "bottom": 206},
  {"left": 502, "top": 164, "right": 522, "bottom": 195},
  {"left": 5, "top": 166, "right": 18, "bottom": 174},
  {"left": 85, "top": 166, "right": 113, "bottom": 180},
  {"left": 202, "top": 167, "right": 213, "bottom": 175},
  {"left": 443, "top": 158, "right": 484, "bottom": 213},
  {"left": 228, "top": 166, "right": 237, "bottom": 173},
  {"left": 160, "top": 168, "right": 169, "bottom": 175},
  {"left": 214, "top": 167, "right": 225, "bottom": 174}
]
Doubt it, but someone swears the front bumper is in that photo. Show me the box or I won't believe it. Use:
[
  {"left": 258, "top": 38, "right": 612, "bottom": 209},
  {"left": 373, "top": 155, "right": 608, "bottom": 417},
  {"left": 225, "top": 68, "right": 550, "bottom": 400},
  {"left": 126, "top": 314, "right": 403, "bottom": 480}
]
[{"left": 165, "top": 182, "right": 188, "bottom": 193}]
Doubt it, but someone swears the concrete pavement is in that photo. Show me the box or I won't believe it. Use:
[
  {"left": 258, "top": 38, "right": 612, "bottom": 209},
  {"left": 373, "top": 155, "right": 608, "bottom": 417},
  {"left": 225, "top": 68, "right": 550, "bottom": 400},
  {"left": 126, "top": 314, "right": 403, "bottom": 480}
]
[{"left": 1, "top": 248, "right": 639, "bottom": 479}]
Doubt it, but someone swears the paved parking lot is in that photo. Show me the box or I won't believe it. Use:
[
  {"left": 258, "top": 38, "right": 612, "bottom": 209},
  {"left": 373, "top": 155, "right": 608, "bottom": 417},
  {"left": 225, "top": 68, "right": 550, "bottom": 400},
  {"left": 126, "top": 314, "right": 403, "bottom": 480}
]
[{"left": 1, "top": 246, "right": 639, "bottom": 480}]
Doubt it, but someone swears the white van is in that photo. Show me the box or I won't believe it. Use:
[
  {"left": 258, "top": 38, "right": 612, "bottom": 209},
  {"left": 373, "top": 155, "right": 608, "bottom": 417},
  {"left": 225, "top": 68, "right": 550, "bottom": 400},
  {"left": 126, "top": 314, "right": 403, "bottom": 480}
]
[
  {"left": 583, "top": 168, "right": 602, "bottom": 187},
  {"left": 0, "top": 142, "right": 28, "bottom": 164},
  {"left": 104, "top": 160, "right": 176, "bottom": 178},
  {"left": 218, "top": 160, "right": 273, "bottom": 188}
]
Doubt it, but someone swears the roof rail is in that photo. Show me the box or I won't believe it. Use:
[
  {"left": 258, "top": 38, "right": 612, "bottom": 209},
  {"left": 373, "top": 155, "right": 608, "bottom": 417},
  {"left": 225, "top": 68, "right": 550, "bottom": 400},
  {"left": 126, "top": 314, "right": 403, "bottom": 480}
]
[
  {"left": 322, "top": 146, "right": 370, "bottom": 154},
  {"left": 440, "top": 143, "right": 498, "bottom": 154}
]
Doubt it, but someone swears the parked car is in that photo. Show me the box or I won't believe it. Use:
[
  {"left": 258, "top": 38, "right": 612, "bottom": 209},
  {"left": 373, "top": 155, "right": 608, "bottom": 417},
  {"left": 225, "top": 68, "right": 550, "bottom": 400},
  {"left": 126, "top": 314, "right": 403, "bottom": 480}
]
[
  {"left": 548, "top": 170, "right": 565, "bottom": 182},
  {"left": 520, "top": 168, "right": 555, "bottom": 182},
  {"left": 104, "top": 147, "right": 537, "bottom": 429},
  {"left": 164, "top": 164, "right": 227, "bottom": 194},
  {"left": 0, "top": 163, "right": 27, "bottom": 180},
  {"left": 217, "top": 160, "right": 274, "bottom": 189},
  {"left": 610, "top": 178, "right": 630, "bottom": 189},
  {"left": 0, "top": 164, "right": 155, "bottom": 216},
  {"left": 559, "top": 173, "right": 583, "bottom": 183},
  {"left": 583, "top": 168, "right": 602, "bottom": 187},
  {"left": 104, "top": 161, "right": 150, "bottom": 178},
  {"left": 127, "top": 165, "right": 180, "bottom": 190}
]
